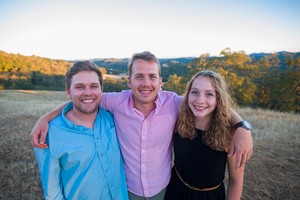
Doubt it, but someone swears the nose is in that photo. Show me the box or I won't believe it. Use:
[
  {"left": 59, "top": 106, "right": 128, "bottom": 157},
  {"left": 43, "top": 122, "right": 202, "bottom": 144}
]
[
  {"left": 141, "top": 77, "right": 150, "bottom": 86},
  {"left": 196, "top": 93, "right": 205, "bottom": 103},
  {"left": 83, "top": 87, "right": 92, "bottom": 95}
]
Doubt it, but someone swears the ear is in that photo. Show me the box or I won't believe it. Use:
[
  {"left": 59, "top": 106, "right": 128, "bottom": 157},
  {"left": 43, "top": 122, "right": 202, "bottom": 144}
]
[
  {"left": 159, "top": 77, "right": 163, "bottom": 87},
  {"left": 127, "top": 76, "right": 132, "bottom": 88},
  {"left": 66, "top": 89, "right": 71, "bottom": 99}
]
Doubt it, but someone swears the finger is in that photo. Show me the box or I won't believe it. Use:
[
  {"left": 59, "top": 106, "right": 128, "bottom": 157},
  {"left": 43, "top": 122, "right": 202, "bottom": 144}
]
[
  {"left": 246, "top": 151, "right": 250, "bottom": 161},
  {"left": 36, "top": 143, "right": 49, "bottom": 149},
  {"left": 39, "top": 132, "right": 46, "bottom": 145},
  {"left": 34, "top": 143, "right": 49, "bottom": 148},
  {"left": 247, "top": 149, "right": 253, "bottom": 161},
  {"left": 30, "top": 134, "right": 48, "bottom": 148},
  {"left": 235, "top": 150, "right": 243, "bottom": 170},
  {"left": 30, "top": 133, "right": 40, "bottom": 146},
  {"left": 245, "top": 147, "right": 253, "bottom": 161},
  {"left": 239, "top": 153, "right": 247, "bottom": 168},
  {"left": 227, "top": 143, "right": 235, "bottom": 157}
]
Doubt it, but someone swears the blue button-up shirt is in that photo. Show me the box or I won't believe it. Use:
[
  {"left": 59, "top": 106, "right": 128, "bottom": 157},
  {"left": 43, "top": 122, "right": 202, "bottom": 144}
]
[{"left": 35, "top": 102, "right": 128, "bottom": 200}]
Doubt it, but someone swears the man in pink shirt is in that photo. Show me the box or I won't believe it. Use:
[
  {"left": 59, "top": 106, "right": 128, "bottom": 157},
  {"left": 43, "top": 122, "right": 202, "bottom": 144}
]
[{"left": 30, "top": 51, "right": 253, "bottom": 200}]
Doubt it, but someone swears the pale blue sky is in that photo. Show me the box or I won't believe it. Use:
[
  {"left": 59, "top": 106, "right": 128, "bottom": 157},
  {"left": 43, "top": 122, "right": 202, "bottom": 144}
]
[{"left": 1, "top": 0, "right": 299, "bottom": 60}]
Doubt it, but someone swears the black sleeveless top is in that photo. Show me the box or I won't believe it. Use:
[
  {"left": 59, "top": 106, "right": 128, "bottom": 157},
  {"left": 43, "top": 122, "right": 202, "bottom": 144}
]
[
  {"left": 174, "top": 129, "right": 227, "bottom": 188},
  {"left": 164, "top": 129, "right": 227, "bottom": 200}
]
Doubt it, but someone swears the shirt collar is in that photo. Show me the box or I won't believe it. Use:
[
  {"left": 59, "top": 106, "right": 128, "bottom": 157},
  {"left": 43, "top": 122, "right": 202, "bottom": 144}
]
[
  {"left": 154, "top": 91, "right": 162, "bottom": 115},
  {"left": 61, "top": 102, "right": 98, "bottom": 133},
  {"left": 129, "top": 90, "right": 162, "bottom": 115},
  {"left": 61, "top": 102, "right": 74, "bottom": 129}
]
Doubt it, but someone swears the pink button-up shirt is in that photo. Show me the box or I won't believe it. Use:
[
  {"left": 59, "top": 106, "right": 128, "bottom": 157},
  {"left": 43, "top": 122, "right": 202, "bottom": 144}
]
[{"left": 101, "top": 90, "right": 182, "bottom": 197}]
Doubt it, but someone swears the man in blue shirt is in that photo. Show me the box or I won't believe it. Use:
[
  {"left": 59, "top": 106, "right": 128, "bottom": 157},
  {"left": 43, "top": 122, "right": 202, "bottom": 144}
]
[{"left": 34, "top": 61, "right": 128, "bottom": 200}]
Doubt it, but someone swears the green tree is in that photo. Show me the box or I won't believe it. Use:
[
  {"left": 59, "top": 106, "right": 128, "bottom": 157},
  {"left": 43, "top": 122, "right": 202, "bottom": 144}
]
[{"left": 163, "top": 74, "right": 183, "bottom": 94}]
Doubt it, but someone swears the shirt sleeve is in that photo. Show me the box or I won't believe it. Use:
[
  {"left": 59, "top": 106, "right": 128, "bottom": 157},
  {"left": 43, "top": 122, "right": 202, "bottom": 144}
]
[
  {"left": 101, "top": 92, "right": 124, "bottom": 112},
  {"left": 34, "top": 148, "right": 65, "bottom": 200},
  {"left": 174, "top": 94, "right": 183, "bottom": 115}
]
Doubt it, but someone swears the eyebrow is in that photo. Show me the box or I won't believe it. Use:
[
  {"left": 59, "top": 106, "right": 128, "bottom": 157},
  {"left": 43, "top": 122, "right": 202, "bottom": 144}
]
[
  {"left": 134, "top": 73, "right": 158, "bottom": 76},
  {"left": 74, "top": 83, "right": 99, "bottom": 86},
  {"left": 191, "top": 88, "right": 215, "bottom": 92}
]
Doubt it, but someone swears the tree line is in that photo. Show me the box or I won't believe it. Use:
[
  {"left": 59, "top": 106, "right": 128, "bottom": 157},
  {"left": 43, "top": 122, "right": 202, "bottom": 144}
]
[
  {"left": 0, "top": 50, "right": 128, "bottom": 92},
  {"left": 0, "top": 49, "right": 299, "bottom": 112},
  {"left": 163, "top": 48, "right": 300, "bottom": 113}
]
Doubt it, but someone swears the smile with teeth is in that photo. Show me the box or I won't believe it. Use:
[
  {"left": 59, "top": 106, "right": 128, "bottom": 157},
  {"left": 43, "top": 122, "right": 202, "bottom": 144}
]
[
  {"left": 140, "top": 90, "right": 152, "bottom": 94},
  {"left": 194, "top": 105, "right": 207, "bottom": 110},
  {"left": 82, "top": 99, "right": 94, "bottom": 103}
]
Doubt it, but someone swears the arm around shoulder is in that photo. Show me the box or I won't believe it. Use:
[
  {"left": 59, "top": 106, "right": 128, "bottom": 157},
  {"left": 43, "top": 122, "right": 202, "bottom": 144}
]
[
  {"left": 30, "top": 102, "right": 68, "bottom": 148},
  {"left": 228, "top": 109, "right": 253, "bottom": 170}
]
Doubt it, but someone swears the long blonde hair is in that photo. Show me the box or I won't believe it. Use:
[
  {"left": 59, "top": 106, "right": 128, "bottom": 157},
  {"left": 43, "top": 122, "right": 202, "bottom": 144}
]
[{"left": 176, "top": 70, "right": 235, "bottom": 151}]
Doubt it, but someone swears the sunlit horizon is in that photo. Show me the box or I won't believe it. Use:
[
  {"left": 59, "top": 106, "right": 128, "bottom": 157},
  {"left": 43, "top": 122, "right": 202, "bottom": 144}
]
[{"left": 1, "top": 0, "right": 300, "bottom": 60}]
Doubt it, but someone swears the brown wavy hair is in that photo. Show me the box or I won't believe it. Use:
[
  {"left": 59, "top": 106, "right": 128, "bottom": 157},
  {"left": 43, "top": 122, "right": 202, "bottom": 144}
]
[{"left": 176, "top": 70, "right": 235, "bottom": 151}]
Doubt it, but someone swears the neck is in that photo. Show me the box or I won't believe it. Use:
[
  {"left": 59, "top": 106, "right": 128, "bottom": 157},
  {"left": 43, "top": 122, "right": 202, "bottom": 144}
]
[
  {"left": 134, "top": 102, "right": 156, "bottom": 118},
  {"left": 195, "top": 116, "right": 211, "bottom": 131},
  {"left": 66, "top": 108, "right": 98, "bottom": 129}
]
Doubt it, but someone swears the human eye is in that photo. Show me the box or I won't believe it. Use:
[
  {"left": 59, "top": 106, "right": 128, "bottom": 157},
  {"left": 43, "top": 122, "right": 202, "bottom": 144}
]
[
  {"left": 190, "top": 89, "right": 198, "bottom": 95},
  {"left": 91, "top": 84, "right": 99, "bottom": 88},
  {"left": 206, "top": 92, "right": 215, "bottom": 97},
  {"left": 150, "top": 74, "right": 158, "bottom": 79},
  {"left": 75, "top": 85, "right": 83, "bottom": 89},
  {"left": 134, "top": 75, "right": 142, "bottom": 79}
]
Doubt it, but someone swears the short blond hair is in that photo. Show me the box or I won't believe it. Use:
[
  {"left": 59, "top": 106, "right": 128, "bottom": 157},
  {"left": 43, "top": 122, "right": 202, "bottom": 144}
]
[{"left": 128, "top": 51, "right": 161, "bottom": 77}]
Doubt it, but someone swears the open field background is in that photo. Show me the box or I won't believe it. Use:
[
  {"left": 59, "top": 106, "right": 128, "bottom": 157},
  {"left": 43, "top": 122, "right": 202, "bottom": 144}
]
[{"left": 0, "top": 90, "right": 299, "bottom": 200}]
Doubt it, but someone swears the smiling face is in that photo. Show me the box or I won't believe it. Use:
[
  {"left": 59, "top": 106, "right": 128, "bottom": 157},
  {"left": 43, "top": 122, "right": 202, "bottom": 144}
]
[
  {"left": 67, "top": 70, "right": 102, "bottom": 115},
  {"left": 188, "top": 76, "right": 217, "bottom": 121},
  {"left": 127, "top": 59, "right": 162, "bottom": 110}
]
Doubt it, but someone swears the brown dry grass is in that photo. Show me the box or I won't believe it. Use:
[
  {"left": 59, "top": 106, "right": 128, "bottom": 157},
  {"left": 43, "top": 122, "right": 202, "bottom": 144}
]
[
  {"left": 0, "top": 90, "right": 67, "bottom": 200},
  {"left": 0, "top": 90, "right": 299, "bottom": 200}
]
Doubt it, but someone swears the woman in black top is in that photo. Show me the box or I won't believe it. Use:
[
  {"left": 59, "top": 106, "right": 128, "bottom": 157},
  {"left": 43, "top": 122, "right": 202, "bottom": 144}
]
[{"left": 164, "top": 70, "right": 245, "bottom": 200}]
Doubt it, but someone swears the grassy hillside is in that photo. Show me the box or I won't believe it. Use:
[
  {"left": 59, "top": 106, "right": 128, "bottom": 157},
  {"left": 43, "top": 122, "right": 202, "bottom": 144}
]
[{"left": 0, "top": 90, "right": 299, "bottom": 199}]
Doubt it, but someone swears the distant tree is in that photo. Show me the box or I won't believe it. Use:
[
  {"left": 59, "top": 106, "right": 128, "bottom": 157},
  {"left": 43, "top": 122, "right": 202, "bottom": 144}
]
[
  {"left": 163, "top": 74, "right": 183, "bottom": 93},
  {"left": 1, "top": 49, "right": 299, "bottom": 112},
  {"left": 283, "top": 54, "right": 295, "bottom": 67},
  {"left": 103, "top": 78, "right": 128, "bottom": 92},
  {"left": 99, "top": 67, "right": 106, "bottom": 75},
  {"left": 295, "top": 56, "right": 300, "bottom": 67}
]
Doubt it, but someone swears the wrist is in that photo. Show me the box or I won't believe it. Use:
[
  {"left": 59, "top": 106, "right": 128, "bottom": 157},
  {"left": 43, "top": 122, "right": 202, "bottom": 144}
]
[{"left": 234, "top": 120, "right": 252, "bottom": 131}]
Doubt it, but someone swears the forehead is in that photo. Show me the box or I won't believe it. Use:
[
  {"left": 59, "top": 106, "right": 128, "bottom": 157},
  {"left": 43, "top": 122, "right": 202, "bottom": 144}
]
[
  {"left": 191, "top": 76, "right": 214, "bottom": 90},
  {"left": 71, "top": 71, "right": 100, "bottom": 85},
  {"left": 132, "top": 59, "right": 159, "bottom": 75}
]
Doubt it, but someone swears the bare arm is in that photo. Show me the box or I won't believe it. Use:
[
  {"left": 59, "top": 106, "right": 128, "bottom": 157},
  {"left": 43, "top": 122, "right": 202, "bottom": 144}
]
[
  {"left": 29, "top": 102, "right": 68, "bottom": 148},
  {"left": 226, "top": 151, "right": 245, "bottom": 200},
  {"left": 228, "top": 109, "right": 253, "bottom": 170}
]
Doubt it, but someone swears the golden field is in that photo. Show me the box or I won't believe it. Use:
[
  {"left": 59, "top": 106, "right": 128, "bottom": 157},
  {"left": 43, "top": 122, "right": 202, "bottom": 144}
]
[{"left": 0, "top": 90, "right": 299, "bottom": 200}]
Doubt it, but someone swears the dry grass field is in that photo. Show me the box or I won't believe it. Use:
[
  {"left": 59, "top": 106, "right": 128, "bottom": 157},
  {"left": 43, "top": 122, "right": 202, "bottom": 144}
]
[{"left": 0, "top": 90, "right": 299, "bottom": 200}]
